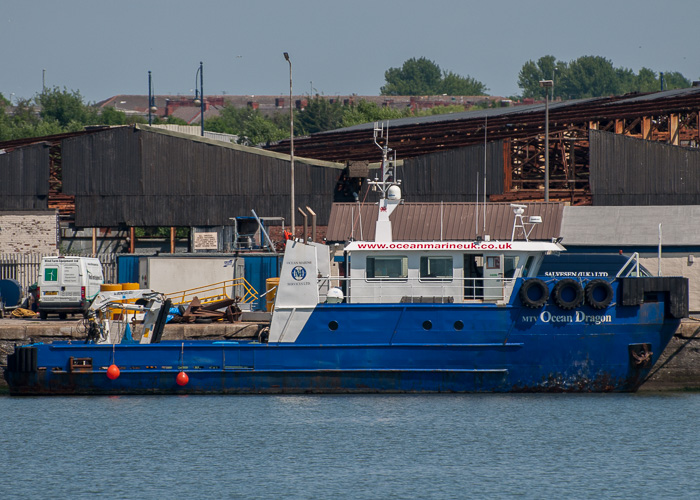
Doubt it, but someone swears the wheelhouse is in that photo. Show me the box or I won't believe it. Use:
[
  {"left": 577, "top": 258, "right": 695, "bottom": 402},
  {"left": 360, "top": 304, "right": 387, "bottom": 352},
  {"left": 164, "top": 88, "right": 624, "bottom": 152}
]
[{"left": 340, "top": 240, "right": 564, "bottom": 304}]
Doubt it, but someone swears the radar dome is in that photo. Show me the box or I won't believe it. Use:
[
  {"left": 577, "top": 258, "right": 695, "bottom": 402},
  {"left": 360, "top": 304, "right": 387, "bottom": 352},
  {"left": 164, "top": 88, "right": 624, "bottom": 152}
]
[
  {"left": 326, "top": 287, "right": 344, "bottom": 304},
  {"left": 387, "top": 185, "right": 402, "bottom": 201}
]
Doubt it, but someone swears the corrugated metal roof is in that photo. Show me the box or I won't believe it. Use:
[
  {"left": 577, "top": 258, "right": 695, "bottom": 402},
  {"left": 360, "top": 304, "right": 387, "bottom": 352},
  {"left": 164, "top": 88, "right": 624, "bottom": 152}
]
[
  {"left": 607, "top": 85, "right": 700, "bottom": 104},
  {"left": 327, "top": 202, "right": 563, "bottom": 242},
  {"left": 323, "top": 87, "right": 700, "bottom": 135},
  {"left": 268, "top": 86, "right": 700, "bottom": 162},
  {"left": 150, "top": 124, "right": 238, "bottom": 144},
  {"left": 136, "top": 124, "right": 343, "bottom": 168},
  {"left": 560, "top": 205, "right": 700, "bottom": 246}
]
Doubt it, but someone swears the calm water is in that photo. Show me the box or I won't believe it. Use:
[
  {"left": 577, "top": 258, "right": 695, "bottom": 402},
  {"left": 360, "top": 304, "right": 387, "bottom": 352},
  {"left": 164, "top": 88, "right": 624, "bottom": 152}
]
[{"left": 1, "top": 393, "right": 699, "bottom": 499}]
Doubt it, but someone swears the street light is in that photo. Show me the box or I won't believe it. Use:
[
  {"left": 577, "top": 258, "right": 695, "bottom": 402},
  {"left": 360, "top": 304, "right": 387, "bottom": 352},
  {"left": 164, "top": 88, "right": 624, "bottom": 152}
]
[
  {"left": 148, "top": 70, "right": 157, "bottom": 125},
  {"left": 284, "top": 52, "right": 295, "bottom": 238},
  {"left": 194, "top": 61, "right": 204, "bottom": 136},
  {"left": 539, "top": 79, "right": 554, "bottom": 202}
]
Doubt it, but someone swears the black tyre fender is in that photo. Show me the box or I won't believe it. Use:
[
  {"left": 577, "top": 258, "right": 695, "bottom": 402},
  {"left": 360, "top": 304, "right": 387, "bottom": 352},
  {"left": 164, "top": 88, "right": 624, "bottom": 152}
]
[
  {"left": 585, "top": 279, "right": 614, "bottom": 309},
  {"left": 551, "top": 278, "right": 585, "bottom": 310},
  {"left": 519, "top": 278, "right": 549, "bottom": 308}
]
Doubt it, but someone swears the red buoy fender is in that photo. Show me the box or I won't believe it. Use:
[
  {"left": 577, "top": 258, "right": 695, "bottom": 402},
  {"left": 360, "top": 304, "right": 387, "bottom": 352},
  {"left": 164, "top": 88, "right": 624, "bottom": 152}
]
[
  {"left": 106, "top": 364, "right": 120, "bottom": 380},
  {"left": 176, "top": 371, "right": 189, "bottom": 386}
]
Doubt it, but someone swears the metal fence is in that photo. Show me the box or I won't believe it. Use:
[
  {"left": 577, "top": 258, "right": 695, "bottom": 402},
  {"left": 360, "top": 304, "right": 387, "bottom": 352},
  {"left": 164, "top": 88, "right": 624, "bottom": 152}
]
[{"left": 0, "top": 253, "right": 118, "bottom": 292}]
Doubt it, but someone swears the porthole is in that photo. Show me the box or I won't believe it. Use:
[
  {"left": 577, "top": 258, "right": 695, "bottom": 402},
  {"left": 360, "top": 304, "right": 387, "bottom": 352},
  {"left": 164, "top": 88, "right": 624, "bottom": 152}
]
[
  {"left": 422, "top": 320, "right": 433, "bottom": 331},
  {"left": 454, "top": 320, "right": 464, "bottom": 331},
  {"left": 328, "top": 320, "right": 339, "bottom": 331}
]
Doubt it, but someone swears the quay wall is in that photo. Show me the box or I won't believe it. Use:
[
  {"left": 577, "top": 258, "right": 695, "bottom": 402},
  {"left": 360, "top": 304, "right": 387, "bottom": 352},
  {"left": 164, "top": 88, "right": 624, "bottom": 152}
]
[{"left": 1, "top": 318, "right": 699, "bottom": 392}]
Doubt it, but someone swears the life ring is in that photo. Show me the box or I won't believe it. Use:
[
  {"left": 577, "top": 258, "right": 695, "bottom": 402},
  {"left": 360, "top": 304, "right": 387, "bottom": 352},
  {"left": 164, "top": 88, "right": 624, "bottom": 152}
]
[
  {"left": 585, "top": 279, "right": 614, "bottom": 309},
  {"left": 519, "top": 278, "right": 549, "bottom": 308},
  {"left": 551, "top": 278, "right": 584, "bottom": 310}
]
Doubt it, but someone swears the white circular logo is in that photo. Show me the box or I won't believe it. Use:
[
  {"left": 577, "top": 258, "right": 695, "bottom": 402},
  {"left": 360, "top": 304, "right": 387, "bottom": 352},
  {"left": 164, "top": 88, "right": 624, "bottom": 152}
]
[{"left": 291, "top": 266, "right": 307, "bottom": 281}]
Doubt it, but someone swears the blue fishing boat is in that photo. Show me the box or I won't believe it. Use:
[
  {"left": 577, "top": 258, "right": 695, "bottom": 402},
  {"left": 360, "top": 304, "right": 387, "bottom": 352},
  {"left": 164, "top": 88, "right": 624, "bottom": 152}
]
[{"left": 4, "top": 125, "right": 688, "bottom": 395}]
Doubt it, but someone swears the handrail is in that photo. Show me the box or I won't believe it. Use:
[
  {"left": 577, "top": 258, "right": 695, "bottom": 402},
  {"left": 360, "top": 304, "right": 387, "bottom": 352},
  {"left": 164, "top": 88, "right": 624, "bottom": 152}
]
[
  {"left": 616, "top": 252, "right": 640, "bottom": 278},
  {"left": 320, "top": 275, "right": 515, "bottom": 303},
  {"left": 166, "top": 278, "right": 259, "bottom": 306}
]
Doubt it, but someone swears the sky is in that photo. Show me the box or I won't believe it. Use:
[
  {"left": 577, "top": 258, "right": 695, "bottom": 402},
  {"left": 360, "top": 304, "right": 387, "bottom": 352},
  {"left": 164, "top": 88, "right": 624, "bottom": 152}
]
[{"left": 2, "top": 0, "right": 699, "bottom": 104}]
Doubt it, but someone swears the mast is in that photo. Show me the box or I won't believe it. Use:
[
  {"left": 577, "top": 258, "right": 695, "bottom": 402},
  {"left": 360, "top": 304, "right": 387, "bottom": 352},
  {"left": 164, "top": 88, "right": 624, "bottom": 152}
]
[{"left": 367, "top": 122, "right": 401, "bottom": 242}]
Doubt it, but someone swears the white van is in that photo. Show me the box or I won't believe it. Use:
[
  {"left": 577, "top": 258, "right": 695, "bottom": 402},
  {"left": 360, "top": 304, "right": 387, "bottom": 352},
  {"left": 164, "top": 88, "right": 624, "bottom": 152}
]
[{"left": 37, "top": 257, "right": 104, "bottom": 320}]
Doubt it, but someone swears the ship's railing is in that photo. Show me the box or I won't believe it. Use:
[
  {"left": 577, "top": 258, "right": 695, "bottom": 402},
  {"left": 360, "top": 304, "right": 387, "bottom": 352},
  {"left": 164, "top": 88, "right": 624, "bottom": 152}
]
[
  {"left": 166, "top": 278, "right": 258, "bottom": 306},
  {"left": 319, "top": 275, "right": 515, "bottom": 303},
  {"left": 616, "top": 252, "right": 645, "bottom": 278}
]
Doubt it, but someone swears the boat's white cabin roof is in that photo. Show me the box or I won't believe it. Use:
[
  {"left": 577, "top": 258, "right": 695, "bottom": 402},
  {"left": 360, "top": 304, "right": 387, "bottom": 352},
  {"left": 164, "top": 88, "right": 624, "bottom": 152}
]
[{"left": 344, "top": 240, "right": 565, "bottom": 253}]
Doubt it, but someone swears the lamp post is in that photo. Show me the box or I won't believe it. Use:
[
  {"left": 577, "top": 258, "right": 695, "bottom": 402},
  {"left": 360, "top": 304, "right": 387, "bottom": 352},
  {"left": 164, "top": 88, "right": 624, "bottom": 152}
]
[
  {"left": 148, "top": 71, "right": 157, "bottom": 125},
  {"left": 539, "top": 79, "right": 554, "bottom": 201},
  {"left": 194, "top": 61, "right": 204, "bottom": 136},
  {"left": 284, "top": 52, "right": 295, "bottom": 237}
]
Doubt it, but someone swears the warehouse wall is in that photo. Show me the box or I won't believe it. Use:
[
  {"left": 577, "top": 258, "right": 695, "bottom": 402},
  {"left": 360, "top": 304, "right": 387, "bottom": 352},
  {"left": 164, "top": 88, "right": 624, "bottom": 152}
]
[
  {"left": 0, "top": 211, "right": 57, "bottom": 254},
  {"left": 61, "top": 126, "right": 343, "bottom": 227},
  {"left": 590, "top": 130, "right": 700, "bottom": 205},
  {"left": 0, "top": 143, "right": 50, "bottom": 210}
]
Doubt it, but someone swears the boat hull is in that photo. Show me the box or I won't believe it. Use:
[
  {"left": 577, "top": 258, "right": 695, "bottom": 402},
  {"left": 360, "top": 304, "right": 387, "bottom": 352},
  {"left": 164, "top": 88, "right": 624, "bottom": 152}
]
[
  {"left": 4, "top": 277, "right": 686, "bottom": 395},
  {"left": 4, "top": 327, "right": 677, "bottom": 395}
]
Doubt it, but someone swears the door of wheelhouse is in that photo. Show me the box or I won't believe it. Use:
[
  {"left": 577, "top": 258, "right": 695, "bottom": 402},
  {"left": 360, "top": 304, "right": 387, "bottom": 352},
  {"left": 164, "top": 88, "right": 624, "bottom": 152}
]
[
  {"left": 464, "top": 254, "right": 504, "bottom": 301},
  {"left": 464, "top": 254, "right": 483, "bottom": 300}
]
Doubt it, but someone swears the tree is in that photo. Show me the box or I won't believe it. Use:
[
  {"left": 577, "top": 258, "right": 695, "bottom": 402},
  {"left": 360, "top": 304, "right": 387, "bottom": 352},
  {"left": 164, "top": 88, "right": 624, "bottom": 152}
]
[
  {"left": 166, "top": 116, "right": 189, "bottom": 125},
  {"left": 441, "top": 71, "right": 488, "bottom": 95},
  {"left": 381, "top": 57, "right": 443, "bottom": 95},
  {"left": 297, "top": 97, "right": 345, "bottom": 135},
  {"left": 662, "top": 71, "right": 691, "bottom": 90},
  {"left": 341, "top": 100, "right": 407, "bottom": 128},
  {"left": 381, "top": 57, "right": 487, "bottom": 96},
  {"left": 556, "top": 56, "right": 619, "bottom": 98},
  {"left": 636, "top": 67, "right": 658, "bottom": 92},
  {"left": 518, "top": 55, "right": 692, "bottom": 100},
  {"left": 517, "top": 55, "right": 560, "bottom": 98},
  {"left": 616, "top": 67, "right": 639, "bottom": 94},
  {"left": 239, "top": 113, "right": 288, "bottom": 145},
  {"left": 206, "top": 104, "right": 288, "bottom": 145},
  {"left": 0, "top": 98, "right": 62, "bottom": 140},
  {"left": 37, "top": 86, "right": 89, "bottom": 127},
  {"left": 97, "top": 106, "right": 127, "bottom": 125}
]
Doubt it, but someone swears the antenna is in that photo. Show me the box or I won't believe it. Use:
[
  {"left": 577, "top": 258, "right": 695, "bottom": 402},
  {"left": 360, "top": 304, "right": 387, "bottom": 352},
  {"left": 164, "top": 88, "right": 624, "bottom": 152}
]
[
  {"left": 475, "top": 172, "right": 479, "bottom": 237},
  {"left": 483, "top": 115, "right": 487, "bottom": 233},
  {"left": 368, "top": 122, "right": 401, "bottom": 200},
  {"left": 370, "top": 122, "right": 402, "bottom": 242},
  {"left": 510, "top": 204, "right": 542, "bottom": 242}
]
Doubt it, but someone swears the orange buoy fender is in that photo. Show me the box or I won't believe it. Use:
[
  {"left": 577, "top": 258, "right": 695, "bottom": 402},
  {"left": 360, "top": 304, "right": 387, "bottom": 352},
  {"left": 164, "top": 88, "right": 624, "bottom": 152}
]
[
  {"left": 176, "top": 371, "right": 189, "bottom": 386},
  {"left": 106, "top": 364, "right": 120, "bottom": 380}
]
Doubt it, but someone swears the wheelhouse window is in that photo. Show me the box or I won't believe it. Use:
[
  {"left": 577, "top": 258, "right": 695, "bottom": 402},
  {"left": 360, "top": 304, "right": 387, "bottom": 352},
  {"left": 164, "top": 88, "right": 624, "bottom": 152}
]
[
  {"left": 504, "top": 256, "right": 520, "bottom": 279},
  {"left": 420, "top": 256, "right": 453, "bottom": 281},
  {"left": 366, "top": 256, "right": 408, "bottom": 280},
  {"left": 522, "top": 255, "right": 536, "bottom": 277}
]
